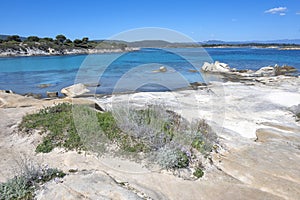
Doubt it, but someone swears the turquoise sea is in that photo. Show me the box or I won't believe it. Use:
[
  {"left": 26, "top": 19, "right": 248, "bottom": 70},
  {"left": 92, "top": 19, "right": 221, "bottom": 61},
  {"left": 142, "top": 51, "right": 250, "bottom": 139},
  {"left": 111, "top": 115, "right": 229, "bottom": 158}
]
[{"left": 0, "top": 48, "right": 299, "bottom": 96}]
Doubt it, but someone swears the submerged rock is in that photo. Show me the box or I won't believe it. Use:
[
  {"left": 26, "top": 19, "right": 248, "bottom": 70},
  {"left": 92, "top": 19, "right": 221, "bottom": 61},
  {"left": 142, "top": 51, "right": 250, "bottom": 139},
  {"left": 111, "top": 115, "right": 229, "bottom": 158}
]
[
  {"left": 61, "top": 83, "right": 90, "bottom": 97},
  {"left": 83, "top": 83, "right": 101, "bottom": 87},
  {"left": 188, "top": 69, "right": 198, "bottom": 73},
  {"left": 37, "top": 83, "right": 52, "bottom": 88},
  {"left": 46, "top": 91, "right": 58, "bottom": 98}
]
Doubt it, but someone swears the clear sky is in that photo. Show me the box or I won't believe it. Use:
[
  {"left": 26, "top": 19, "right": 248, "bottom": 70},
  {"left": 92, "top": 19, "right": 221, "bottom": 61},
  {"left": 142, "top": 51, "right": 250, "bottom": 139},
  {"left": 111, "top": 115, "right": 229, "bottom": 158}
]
[{"left": 0, "top": 0, "right": 299, "bottom": 41}]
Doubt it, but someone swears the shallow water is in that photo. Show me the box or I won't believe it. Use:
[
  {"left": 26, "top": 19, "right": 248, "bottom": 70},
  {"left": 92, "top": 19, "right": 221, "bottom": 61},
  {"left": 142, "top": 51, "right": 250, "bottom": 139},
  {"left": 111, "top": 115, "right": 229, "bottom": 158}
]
[{"left": 0, "top": 48, "right": 299, "bottom": 96}]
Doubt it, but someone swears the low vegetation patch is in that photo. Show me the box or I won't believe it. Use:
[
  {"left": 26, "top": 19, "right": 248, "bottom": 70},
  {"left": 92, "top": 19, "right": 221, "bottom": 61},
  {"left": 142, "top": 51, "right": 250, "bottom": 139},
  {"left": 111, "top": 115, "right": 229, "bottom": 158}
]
[
  {"left": 19, "top": 103, "right": 218, "bottom": 178},
  {"left": 19, "top": 103, "right": 83, "bottom": 153},
  {"left": 0, "top": 161, "right": 65, "bottom": 200}
]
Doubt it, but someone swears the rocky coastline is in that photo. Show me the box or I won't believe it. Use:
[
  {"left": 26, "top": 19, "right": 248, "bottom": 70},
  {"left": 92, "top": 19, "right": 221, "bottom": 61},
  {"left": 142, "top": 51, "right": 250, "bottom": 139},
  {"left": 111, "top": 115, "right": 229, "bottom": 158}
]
[
  {"left": 1, "top": 63, "right": 300, "bottom": 199},
  {"left": 0, "top": 47, "right": 140, "bottom": 57},
  {"left": 4, "top": 61, "right": 296, "bottom": 100}
]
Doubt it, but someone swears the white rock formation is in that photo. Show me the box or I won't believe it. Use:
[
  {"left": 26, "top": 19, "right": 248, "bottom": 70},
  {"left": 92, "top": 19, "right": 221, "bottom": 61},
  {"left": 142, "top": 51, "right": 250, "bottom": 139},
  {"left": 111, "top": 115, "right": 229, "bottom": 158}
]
[
  {"left": 159, "top": 66, "right": 167, "bottom": 72},
  {"left": 201, "top": 61, "right": 230, "bottom": 73},
  {"left": 61, "top": 83, "right": 90, "bottom": 97},
  {"left": 254, "top": 66, "right": 275, "bottom": 77}
]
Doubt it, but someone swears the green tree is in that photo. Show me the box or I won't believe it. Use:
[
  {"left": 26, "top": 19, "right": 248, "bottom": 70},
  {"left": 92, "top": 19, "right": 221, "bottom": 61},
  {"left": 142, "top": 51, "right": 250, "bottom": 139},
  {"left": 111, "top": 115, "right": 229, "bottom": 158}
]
[
  {"left": 26, "top": 36, "right": 40, "bottom": 42},
  {"left": 120, "top": 43, "right": 127, "bottom": 51},
  {"left": 55, "top": 34, "right": 67, "bottom": 44},
  {"left": 64, "top": 39, "right": 73, "bottom": 46},
  {"left": 73, "top": 39, "right": 82, "bottom": 45},
  {"left": 6, "top": 35, "right": 22, "bottom": 42},
  {"left": 82, "top": 37, "right": 89, "bottom": 44},
  {"left": 65, "top": 39, "right": 72, "bottom": 44},
  {"left": 42, "top": 37, "right": 53, "bottom": 42}
]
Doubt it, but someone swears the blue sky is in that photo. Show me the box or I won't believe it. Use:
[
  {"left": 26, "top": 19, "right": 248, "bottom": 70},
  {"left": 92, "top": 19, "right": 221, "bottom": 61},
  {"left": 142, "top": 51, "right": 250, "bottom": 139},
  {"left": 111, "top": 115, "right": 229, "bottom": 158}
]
[{"left": 0, "top": 0, "right": 299, "bottom": 41}]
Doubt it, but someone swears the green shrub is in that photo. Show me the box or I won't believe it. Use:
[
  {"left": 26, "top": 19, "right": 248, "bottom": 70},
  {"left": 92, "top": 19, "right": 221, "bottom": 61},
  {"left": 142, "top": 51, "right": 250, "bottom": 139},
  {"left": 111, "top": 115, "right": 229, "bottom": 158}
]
[
  {"left": 36, "top": 137, "right": 54, "bottom": 153},
  {"left": 0, "top": 164, "right": 65, "bottom": 200},
  {"left": 193, "top": 168, "right": 204, "bottom": 178},
  {"left": 155, "top": 146, "right": 189, "bottom": 169},
  {"left": 0, "top": 176, "right": 33, "bottom": 200}
]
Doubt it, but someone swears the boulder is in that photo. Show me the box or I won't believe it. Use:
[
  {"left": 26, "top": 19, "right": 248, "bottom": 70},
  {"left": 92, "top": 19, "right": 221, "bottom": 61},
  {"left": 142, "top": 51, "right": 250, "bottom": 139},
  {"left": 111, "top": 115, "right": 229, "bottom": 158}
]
[
  {"left": 24, "top": 93, "right": 42, "bottom": 99},
  {"left": 159, "top": 66, "right": 167, "bottom": 72},
  {"left": 46, "top": 91, "right": 58, "bottom": 98},
  {"left": 254, "top": 66, "right": 275, "bottom": 77},
  {"left": 281, "top": 65, "right": 297, "bottom": 72},
  {"left": 61, "top": 83, "right": 90, "bottom": 97},
  {"left": 153, "top": 66, "right": 167, "bottom": 73},
  {"left": 190, "top": 82, "right": 207, "bottom": 89},
  {"left": 201, "top": 61, "right": 230, "bottom": 73},
  {"left": 275, "top": 65, "right": 297, "bottom": 75},
  {"left": 0, "top": 90, "right": 14, "bottom": 94}
]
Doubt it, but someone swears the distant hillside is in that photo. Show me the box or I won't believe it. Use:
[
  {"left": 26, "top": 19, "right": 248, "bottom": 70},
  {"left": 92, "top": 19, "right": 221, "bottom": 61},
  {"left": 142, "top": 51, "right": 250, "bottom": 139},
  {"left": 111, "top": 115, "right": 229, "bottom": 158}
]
[
  {"left": 106, "top": 39, "right": 300, "bottom": 47},
  {"left": 203, "top": 39, "right": 300, "bottom": 45},
  {"left": 252, "top": 39, "right": 300, "bottom": 45},
  {"left": 1, "top": 33, "right": 300, "bottom": 57},
  {"left": 126, "top": 40, "right": 172, "bottom": 47},
  {"left": 98, "top": 40, "right": 202, "bottom": 48},
  {"left": 0, "top": 34, "right": 26, "bottom": 41}
]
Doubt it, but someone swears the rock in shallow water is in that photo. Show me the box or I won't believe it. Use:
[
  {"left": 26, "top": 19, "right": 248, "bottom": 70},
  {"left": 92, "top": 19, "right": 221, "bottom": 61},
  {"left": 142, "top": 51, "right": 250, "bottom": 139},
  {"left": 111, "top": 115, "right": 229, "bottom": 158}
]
[
  {"left": 201, "top": 61, "right": 230, "bottom": 73},
  {"left": 37, "top": 84, "right": 52, "bottom": 88},
  {"left": 61, "top": 83, "right": 90, "bottom": 98},
  {"left": 254, "top": 66, "right": 275, "bottom": 77},
  {"left": 46, "top": 91, "right": 58, "bottom": 98},
  {"left": 24, "top": 93, "right": 42, "bottom": 99},
  {"left": 159, "top": 66, "right": 167, "bottom": 72}
]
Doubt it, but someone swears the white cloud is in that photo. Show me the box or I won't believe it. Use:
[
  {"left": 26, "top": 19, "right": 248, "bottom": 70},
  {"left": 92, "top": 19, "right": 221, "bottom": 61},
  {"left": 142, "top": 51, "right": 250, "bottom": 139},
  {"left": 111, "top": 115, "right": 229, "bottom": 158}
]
[
  {"left": 279, "top": 13, "right": 286, "bottom": 16},
  {"left": 265, "top": 7, "right": 287, "bottom": 14}
]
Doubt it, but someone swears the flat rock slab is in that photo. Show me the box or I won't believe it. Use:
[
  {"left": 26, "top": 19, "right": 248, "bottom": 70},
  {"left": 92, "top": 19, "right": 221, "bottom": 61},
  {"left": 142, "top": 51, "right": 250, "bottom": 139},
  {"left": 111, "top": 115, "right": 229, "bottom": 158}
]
[
  {"left": 217, "top": 139, "right": 300, "bottom": 199},
  {"left": 35, "top": 171, "right": 143, "bottom": 200}
]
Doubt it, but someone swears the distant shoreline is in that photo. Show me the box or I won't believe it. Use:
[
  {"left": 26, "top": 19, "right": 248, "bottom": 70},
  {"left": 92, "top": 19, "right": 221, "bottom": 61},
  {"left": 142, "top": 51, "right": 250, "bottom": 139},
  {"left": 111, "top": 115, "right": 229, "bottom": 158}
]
[
  {"left": 0, "top": 47, "right": 140, "bottom": 58},
  {"left": 203, "top": 45, "right": 300, "bottom": 50},
  {"left": 1, "top": 45, "right": 300, "bottom": 58}
]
